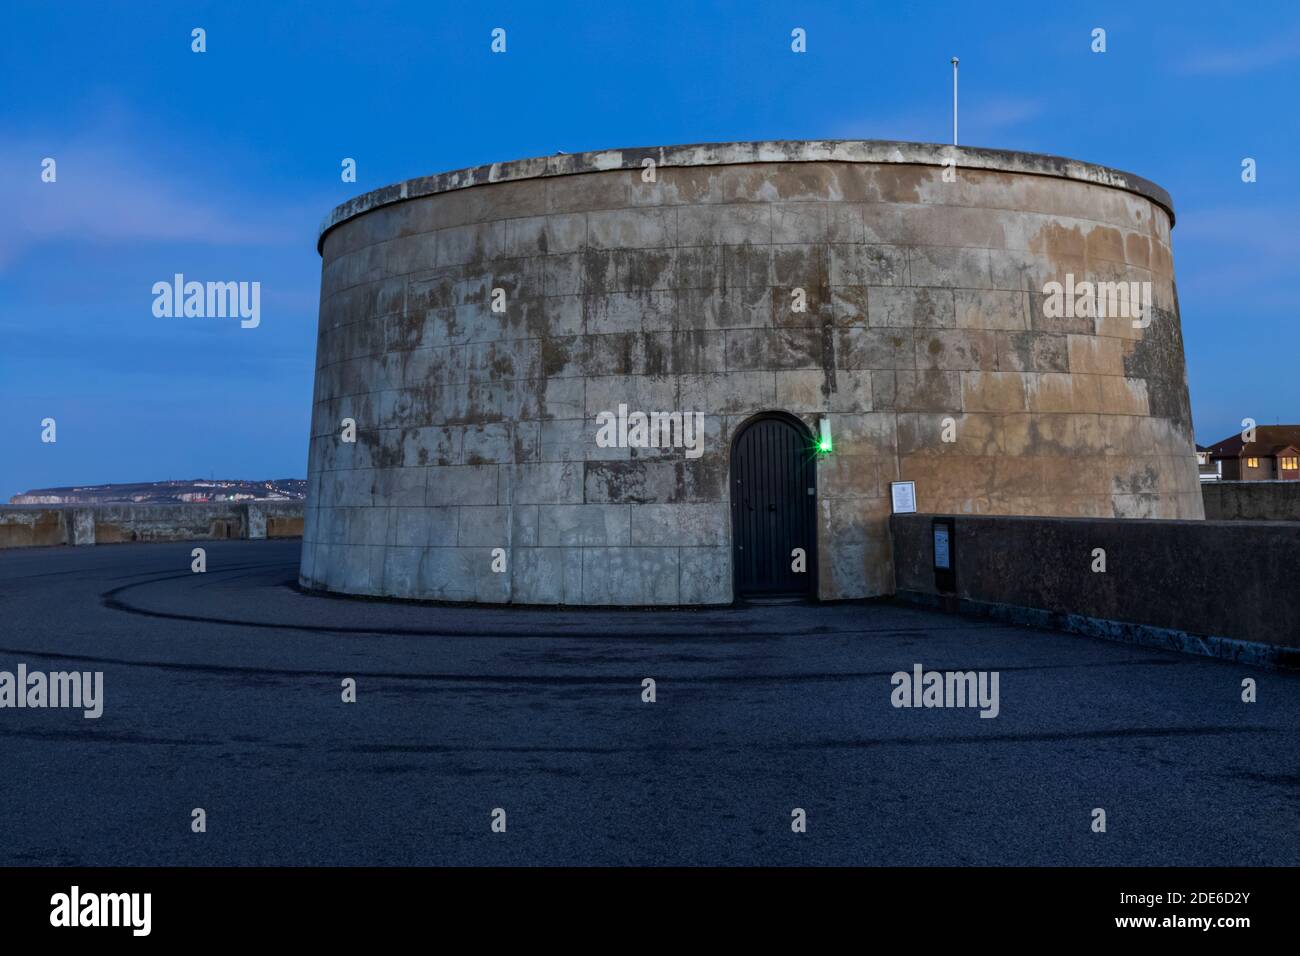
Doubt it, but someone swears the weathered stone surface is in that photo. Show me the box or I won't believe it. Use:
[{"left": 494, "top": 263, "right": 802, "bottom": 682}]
[
  {"left": 0, "top": 502, "right": 307, "bottom": 550},
  {"left": 581, "top": 546, "right": 680, "bottom": 604},
  {"left": 630, "top": 503, "right": 728, "bottom": 546},
  {"left": 678, "top": 547, "right": 731, "bottom": 603},
  {"left": 1202, "top": 481, "right": 1300, "bottom": 521},
  {"left": 892, "top": 513, "right": 1300, "bottom": 652},
  {"left": 868, "top": 287, "right": 955, "bottom": 329},
  {"left": 303, "top": 141, "right": 1199, "bottom": 605},
  {"left": 538, "top": 504, "right": 631, "bottom": 546},
  {"left": 510, "top": 546, "right": 583, "bottom": 603}
]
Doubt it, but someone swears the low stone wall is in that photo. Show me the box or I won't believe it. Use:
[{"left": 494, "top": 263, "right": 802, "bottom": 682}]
[
  {"left": 891, "top": 513, "right": 1300, "bottom": 665},
  {"left": 0, "top": 502, "right": 304, "bottom": 548},
  {"left": 0, "top": 508, "right": 68, "bottom": 548},
  {"left": 1202, "top": 480, "right": 1300, "bottom": 521}
]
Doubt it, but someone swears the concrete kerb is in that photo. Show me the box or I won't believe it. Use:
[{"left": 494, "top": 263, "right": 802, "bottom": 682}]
[{"left": 893, "top": 589, "right": 1298, "bottom": 671}]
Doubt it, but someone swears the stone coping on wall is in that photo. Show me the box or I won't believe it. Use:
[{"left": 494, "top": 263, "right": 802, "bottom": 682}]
[{"left": 318, "top": 139, "right": 1176, "bottom": 253}]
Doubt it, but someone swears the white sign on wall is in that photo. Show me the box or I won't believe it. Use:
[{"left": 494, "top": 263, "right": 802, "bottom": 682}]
[
  {"left": 890, "top": 480, "right": 917, "bottom": 514},
  {"left": 933, "top": 524, "right": 951, "bottom": 569}
]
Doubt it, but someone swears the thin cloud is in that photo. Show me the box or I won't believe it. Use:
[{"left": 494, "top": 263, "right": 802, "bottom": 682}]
[
  {"left": 831, "top": 96, "right": 1046, "bottom": 144},
  {"left": 1176, "top": 204, "right": 1300, "bottom": 253},
  {"left": 0, "top": 125, "right": 310, "bottom": 269},
  {"left": 828, "top": 111, "right": 938, "bottom": 143},
  {"left": 965, "top": 96, "right": 1047, "bottom": 130},
  {"left": 1177, "top": 29, "right": 1300, "bottom": 75},
  {"left": 1176, "top": 204, "right": 1300, "bottom": 311}
]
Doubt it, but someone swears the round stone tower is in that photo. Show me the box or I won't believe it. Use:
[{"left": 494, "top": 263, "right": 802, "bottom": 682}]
[{"left": 301, "top": 141, "right": 1201, "bottom": 604}]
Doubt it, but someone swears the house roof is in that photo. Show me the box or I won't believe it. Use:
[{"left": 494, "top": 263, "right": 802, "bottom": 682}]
[{"left": 1207, "top": 426, "right": 1300, "bottom": 458}]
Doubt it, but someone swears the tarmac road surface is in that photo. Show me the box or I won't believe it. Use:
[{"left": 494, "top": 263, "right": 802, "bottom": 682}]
[{"left": 0, "top": 539, "right": 1295, "bottom": 866}]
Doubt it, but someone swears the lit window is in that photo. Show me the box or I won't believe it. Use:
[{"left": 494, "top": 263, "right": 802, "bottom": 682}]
[
  {"left": 1247, "top": 457, "right": 1259, "bottom": 468},
  {"left": 1281, "top": 457, "right": 1299, "bottom": 470}
]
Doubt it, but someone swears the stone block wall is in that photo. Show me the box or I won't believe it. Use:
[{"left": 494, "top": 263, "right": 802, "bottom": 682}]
[
  {"left": 0, "top": 508, "right": 68, "bottom": 548},
  {"left": 892, "top": 513, "right": 1300, "bottom": 656},
  {"left": 302, "top": 141, "right": 1202, "bottom": 604},
  {"left": 0, "top": 503, "right": 304, "bottom": 548},
  {"left": 1202, "top": 480, "right": 1300, "bottom": 521}
]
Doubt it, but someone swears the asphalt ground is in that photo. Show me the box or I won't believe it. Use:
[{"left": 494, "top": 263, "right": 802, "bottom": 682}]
[{"left": 0, "top": 539, "right": 1295, "bottom": 865}]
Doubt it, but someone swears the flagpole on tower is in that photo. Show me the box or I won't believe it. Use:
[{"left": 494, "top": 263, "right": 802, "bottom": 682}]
[{"left": 951, "top": 57, "right": 959, "bottom": 146}]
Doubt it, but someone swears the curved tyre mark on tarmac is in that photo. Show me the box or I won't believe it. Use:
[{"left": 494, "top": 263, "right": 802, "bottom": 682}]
[
  {"left": 97, "top": 563, "right": 1001, "bottom": 641},
  {"left": 0, "top": 642, "right": 1184, "bottom": 684}
]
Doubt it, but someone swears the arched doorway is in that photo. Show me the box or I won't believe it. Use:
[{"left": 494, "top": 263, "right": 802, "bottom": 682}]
[{"left": 730, "top": 413, "right": 818, "bottom": 599}]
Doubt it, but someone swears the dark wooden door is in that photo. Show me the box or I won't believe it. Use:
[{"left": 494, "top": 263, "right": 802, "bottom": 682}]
[{"left": 731, "top": 415, "right": 816, "bottom": 598}]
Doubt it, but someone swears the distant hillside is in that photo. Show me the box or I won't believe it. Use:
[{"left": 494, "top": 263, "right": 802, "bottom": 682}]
[{"left": 9, "top": 479, "right": 307, "bottom": 505}]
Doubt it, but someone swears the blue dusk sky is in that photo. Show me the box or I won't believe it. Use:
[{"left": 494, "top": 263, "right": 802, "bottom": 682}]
[{"left": 1, "top": 0, "right": 1297, "bottom": 497}]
